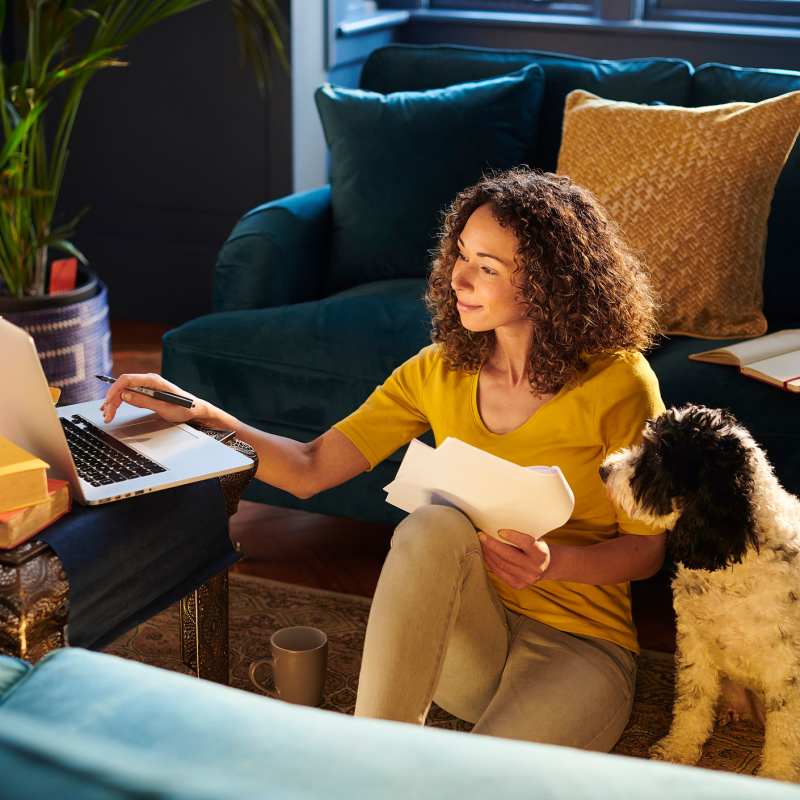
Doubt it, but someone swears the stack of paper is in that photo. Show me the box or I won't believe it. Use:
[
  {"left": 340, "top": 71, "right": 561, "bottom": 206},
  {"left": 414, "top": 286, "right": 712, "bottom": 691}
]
[{"left": 384, "top": 438, "right": 575, "bottom": 542}]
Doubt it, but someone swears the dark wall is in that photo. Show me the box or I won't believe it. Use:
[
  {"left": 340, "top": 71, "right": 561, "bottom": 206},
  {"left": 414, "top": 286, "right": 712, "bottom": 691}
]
[
  {"left": 55, "top": 1, "right": 292, "bottom": 324},
  {"left": 0, "top": 4, "right": 13, "bottom": 65}
]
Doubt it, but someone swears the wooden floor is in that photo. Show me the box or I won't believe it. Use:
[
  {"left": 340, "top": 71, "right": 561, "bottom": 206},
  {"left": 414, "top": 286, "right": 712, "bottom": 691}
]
[{"left": 110, "top": 319, "right": 676, "bottom": 653}]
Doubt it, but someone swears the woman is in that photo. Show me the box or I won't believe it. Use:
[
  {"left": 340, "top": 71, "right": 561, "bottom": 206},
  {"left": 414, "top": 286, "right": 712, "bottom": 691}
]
[{"left": 102, "top": 168, "right": 666, "bottom": 751}]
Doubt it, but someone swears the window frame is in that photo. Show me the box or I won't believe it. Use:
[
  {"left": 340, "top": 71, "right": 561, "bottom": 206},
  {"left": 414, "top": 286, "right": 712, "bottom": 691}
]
[
  {"left": 427, "top": 0, "right": 598, "bottom": 19},
  {"left": 427, "top": 0, "right": 800, "bottom": 28},
  {"left": 645, "top": 0, "right": 800, "bottom": 28}
]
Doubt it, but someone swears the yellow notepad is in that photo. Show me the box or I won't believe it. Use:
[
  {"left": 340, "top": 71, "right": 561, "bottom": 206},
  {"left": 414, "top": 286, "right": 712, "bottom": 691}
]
[{"left": 0, "top": 436, "right": 50, "bottom": 513}]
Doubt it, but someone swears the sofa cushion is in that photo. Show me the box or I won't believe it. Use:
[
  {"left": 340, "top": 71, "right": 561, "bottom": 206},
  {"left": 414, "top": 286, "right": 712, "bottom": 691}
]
[
  {"left": 692, "top": 63, "right": 800, "bottom": 330},
  {"left": 0, "top": 657, "right": 29, "bottom": 700},
  {"left": 315, "top": 64, "right": 545, "bottom": 293},
  {"left": 360, "top": 43, "right": 693, "bottom": 171},
  {"left": 0, "top": 709, "right": 233, "bottom": 800},
  {"left": 557, "top": 88, "right": 800, "bottom": 338},
  {"left": 649, "top": 336, "right": 800, "bottom": 496},
  {"left": 163, "top": 279, "right": 431, "bottom": 439},
  {"left": 1, "top": 648, "right": 796, "bottom": 800}
]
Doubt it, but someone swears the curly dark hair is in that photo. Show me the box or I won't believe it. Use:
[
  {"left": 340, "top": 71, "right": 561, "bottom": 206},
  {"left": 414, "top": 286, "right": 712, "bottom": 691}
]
[{"left": 425, "top": 167, "right": 659, "bottom": 395}]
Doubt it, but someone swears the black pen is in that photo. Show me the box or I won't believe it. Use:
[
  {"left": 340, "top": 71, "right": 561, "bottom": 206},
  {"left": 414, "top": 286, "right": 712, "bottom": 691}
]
[{"left": 95, "top": 374, "right": 195, "bottom": 409}]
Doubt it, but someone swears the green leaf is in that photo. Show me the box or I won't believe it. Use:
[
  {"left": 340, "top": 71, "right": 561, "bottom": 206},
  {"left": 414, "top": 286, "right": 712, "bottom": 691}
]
[
  {"left": 0, "top": 183, "right": 51, "bottom": 200},
  {"left": 47, "top": 204, "right": 91, "bottom": 243},
  {"left": 231, "top": 0, "right": 288, "bottom": 94},
  {"left": 0, "top": 101, "right": 47, "bottom": 167},
  {"left": 47, "top": 238, "right": 89, "bottom": 266},
  {"left": 2, "top": 97, "right": 22, "bottom": 131}
]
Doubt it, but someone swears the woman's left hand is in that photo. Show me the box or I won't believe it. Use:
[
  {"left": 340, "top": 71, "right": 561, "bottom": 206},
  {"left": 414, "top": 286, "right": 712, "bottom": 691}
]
[{"left": 478, "top": 529, "right": 557, "bottom": 589}]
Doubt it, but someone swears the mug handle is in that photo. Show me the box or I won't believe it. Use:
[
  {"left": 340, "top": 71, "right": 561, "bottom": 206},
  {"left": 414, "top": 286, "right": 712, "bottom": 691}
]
[{"left": 248, "top": 657, "right": 274, "bottom": 694}]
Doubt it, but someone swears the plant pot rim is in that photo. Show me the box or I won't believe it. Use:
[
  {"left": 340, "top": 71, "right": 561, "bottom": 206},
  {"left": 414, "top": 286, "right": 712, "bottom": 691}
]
[{"left": 0, "top": 265, "right": 99, "bottom": 313}]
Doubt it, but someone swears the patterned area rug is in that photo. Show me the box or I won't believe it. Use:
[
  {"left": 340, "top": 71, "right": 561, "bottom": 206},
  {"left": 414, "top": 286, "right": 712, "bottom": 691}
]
[{"left": 104, "top": 573, "right": 764, "bottom": 775}]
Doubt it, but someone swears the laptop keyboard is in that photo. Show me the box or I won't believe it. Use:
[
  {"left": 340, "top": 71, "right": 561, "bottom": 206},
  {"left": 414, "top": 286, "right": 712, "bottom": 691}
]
[{"left": 60, "top": 414, "right": 166, "bottom": 486}]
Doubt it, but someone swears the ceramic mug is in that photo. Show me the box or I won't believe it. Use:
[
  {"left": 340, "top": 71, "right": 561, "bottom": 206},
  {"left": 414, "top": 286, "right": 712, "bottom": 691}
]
[{"left": 248, "top": 625, "right": 328, "bottom": 706}]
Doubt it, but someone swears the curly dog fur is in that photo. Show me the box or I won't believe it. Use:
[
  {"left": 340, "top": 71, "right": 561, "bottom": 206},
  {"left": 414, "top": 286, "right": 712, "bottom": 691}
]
[{"left": 600, "top": 404, "right": 800, "bottom": 781}]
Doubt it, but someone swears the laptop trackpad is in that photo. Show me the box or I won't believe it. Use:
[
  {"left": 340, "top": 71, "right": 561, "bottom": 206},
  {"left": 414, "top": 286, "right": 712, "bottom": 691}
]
[{"left": 116, "top": 417, "right": 200, "bottom": 460}]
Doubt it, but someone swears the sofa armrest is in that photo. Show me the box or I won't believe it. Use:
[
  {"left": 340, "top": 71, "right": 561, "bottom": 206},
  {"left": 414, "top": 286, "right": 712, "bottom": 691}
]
[
  {"left": 2, "top": 649, "right": 793, "bottom": 800},
  {"left": 213, "top": 185, "right": 332, "bottom": 312}
]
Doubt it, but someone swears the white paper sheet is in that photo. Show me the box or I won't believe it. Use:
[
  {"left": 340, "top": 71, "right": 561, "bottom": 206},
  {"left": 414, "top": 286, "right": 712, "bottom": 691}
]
[{"left": 384, "top": 437, "right": 575, "bottom": 541}]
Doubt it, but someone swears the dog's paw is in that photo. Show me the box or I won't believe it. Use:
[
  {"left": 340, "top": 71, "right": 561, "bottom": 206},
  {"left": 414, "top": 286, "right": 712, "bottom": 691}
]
[{"left": 649, "top": 736, "right": 702, "bottom": 765}]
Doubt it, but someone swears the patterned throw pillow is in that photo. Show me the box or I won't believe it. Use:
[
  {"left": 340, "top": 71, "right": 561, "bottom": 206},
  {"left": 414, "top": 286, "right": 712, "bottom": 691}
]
[{"left": 556, "top": 89, "right": 800, "bottom": 339}]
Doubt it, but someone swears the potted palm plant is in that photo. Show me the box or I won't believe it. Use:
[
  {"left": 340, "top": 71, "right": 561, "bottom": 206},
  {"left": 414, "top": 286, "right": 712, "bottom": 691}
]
[{"left": 0, "top": 0, "right": 285, "bottom": 403}]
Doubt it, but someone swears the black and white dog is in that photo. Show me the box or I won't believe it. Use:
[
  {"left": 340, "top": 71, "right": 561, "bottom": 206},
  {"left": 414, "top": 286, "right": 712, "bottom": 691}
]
[{"left": 600, "top": 404, "right": 800, "bottom": 782}]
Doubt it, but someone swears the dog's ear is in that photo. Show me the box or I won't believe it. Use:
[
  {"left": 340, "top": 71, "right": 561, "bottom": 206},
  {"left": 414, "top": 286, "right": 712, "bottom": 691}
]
[{"left": 668, "top": 433, "right": 758, "bottom": 571}]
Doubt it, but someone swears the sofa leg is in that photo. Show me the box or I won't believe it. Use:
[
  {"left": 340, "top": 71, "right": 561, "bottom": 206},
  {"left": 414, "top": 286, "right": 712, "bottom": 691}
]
[{"left": 180, "top": 570, "right": 230, "bottom": 684}]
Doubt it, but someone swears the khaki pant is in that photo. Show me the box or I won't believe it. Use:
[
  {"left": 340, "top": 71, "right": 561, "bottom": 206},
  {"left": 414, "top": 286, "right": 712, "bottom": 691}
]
[{"left": 354, "top": 505, "right": 637, "bottom": 752}]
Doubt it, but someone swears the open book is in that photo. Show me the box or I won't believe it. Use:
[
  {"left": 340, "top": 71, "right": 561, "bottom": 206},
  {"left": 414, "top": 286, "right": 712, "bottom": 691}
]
[
  {"left": 688, "top": 329, "right": 800, "bottom": 393},
  {"left": 383, "top": 437, "right": 575, "bottom": 543}
]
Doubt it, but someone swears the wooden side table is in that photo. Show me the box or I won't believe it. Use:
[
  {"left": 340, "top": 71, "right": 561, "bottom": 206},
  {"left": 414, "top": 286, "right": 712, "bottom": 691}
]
[
  {"left": 0, "top": 540, "right": 69, "bottom": 662},
  {"left": 0, "top": 430, "right": 257, "bottom": 685}
]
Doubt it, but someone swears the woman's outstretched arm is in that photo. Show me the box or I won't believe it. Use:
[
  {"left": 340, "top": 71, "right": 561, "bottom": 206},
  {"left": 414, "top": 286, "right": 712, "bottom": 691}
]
[
  {"left": 100, "top": 373, "right": 370, "bottom": 500},
  {"left": 234, "top": 423, "right": 370, "bottom": 499}
]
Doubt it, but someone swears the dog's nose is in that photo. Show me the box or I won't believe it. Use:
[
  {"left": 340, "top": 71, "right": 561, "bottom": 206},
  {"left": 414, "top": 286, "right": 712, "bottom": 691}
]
[{"left": 598, "top": 464, "right": 611, "bottom": 483}]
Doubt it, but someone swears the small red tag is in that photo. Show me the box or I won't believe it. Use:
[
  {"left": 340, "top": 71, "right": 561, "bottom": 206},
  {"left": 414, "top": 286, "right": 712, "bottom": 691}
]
[{"left": 49, "top": 258, "right": 78, "bottom": 294}]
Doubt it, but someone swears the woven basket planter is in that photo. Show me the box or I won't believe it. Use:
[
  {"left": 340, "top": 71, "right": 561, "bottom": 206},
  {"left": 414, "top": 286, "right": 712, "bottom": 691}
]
[{"left": 0, "top": 267, "right": 112, "bottom": 406}]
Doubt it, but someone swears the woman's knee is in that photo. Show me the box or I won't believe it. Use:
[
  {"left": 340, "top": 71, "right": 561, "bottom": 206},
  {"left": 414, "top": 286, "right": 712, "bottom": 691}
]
[
  {"left": 472, "top": 693, "right": 632, "bottom": 752},
  {"left": 391, "top": 505, "right": 478, "bottom": 557},
  {"left": 470, "top": 633, "right": 636, "bottom": 752}
]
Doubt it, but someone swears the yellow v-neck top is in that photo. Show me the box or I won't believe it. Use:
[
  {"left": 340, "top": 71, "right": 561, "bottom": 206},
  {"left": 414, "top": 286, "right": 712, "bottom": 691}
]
[{"left": 334, "top": 344, "right": 666, "bottom": 653}]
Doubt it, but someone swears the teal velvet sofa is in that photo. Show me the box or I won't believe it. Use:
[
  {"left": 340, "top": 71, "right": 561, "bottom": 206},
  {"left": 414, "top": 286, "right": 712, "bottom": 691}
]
[
  {"left": 162, "top": 44, "right": 800, "bottom": 525},
  {"left": 1, "top": 648, "right": 798, "bottom": 799}
]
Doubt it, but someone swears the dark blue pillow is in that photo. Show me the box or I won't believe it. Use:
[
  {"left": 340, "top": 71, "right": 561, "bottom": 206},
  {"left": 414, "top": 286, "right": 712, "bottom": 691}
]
[
  {"left": 314, "top": 64, "right": 545, "bottom": 293},
  {"left": 360, "top": 44, "right": 693, "bottom": 171}
]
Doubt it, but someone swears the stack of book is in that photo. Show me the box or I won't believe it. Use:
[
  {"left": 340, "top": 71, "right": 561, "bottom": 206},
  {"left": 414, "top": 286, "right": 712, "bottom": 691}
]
[{"left": 0, "top": 436, "right": 71, "bottom": 549}]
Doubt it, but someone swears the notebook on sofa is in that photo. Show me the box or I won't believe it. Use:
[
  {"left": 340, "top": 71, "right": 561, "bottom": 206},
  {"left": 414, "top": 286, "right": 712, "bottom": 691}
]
[{"left": 689, "top": 329, "right": 800, "bottom": 393}]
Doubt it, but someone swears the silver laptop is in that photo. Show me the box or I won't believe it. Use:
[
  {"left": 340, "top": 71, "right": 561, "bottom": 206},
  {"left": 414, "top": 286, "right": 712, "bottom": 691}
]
[{"left": 0, "top": 317, "right": 254, "bottom": 505}]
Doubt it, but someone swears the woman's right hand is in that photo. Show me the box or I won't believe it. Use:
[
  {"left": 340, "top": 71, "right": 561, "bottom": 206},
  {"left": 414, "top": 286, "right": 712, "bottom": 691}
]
[{"left": 100, "top": 373, "right": 206, "bottom": 425}]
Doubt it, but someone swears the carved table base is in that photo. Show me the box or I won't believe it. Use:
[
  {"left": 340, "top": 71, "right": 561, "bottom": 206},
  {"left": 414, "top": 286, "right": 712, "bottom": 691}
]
[
  {"left": 0, "top": 541, "right": 69, "bottom": 662},
  {"left": 0, "top": 431, "right": 257, "bottom": 686},
  {"left": 180, "top": 571, "right": 229, "bottom": 683}
]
